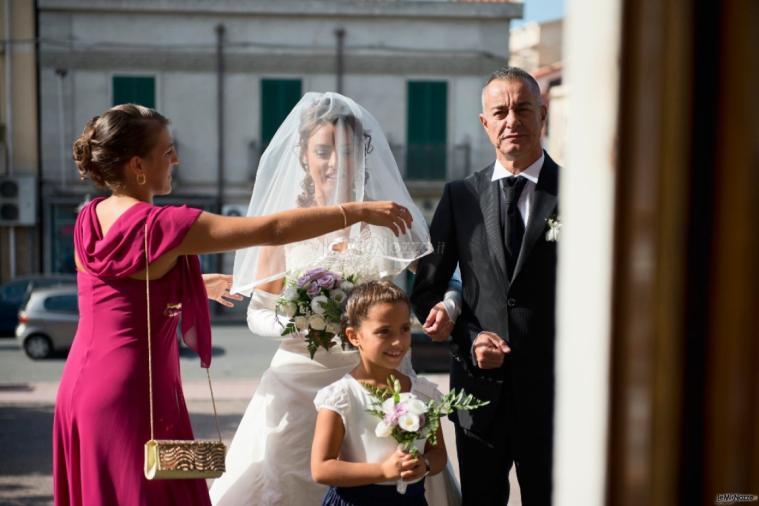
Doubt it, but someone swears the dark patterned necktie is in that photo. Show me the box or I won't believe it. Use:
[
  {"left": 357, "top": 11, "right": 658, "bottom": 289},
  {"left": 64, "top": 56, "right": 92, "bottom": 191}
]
[{"left": 501, "top": 176, "right": 528, "bottom": 278}]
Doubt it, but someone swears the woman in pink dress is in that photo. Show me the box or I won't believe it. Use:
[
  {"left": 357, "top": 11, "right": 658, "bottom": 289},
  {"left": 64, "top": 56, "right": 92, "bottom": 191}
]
[{"left": 53, "top": 103, "right": 413, "bottom": 506}]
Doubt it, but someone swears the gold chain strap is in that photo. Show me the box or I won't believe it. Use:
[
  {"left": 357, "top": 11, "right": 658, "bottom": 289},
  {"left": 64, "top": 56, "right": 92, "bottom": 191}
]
[
  {"left": 207, "top": 368, "right": 222, "bottom": 441},
  {"left": 145, "top": 223, "right": 155, "bottom": 441},
  {"left": 144, "top": 223, "right": 223, "bottom": 443}
]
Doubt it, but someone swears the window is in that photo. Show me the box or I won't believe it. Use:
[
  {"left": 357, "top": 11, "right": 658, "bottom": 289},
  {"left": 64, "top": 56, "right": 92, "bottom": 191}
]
[
  {"left": 113, "top": 75, "right": 156, "bottom": 108},
  {"left": 406, "top": 81, "right": 448, "bottom": 180},
  {"left": 260, "top": 79, "right": 302, "bottom": 149}
]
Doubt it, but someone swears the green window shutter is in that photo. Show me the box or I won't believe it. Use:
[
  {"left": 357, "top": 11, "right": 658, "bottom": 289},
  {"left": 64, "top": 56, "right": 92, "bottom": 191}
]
[
  {"left": 261, "top": 79, "right": 303, "bottom": 148},
  {"left": 112, "top": 76, "right": 156, "bottom": 108},
  {"left": 406, "top": 81, "right": 448, "bottom": 180}
]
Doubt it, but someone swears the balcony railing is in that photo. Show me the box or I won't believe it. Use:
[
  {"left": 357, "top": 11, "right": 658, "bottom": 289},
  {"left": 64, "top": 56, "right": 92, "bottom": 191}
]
[{"left": 390, "top": 142, "right": 493, "bottom": 181}]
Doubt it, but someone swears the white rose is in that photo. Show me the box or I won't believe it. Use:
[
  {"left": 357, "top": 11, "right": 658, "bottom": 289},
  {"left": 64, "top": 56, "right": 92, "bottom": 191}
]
[
  {"left": 310, "top": 295, "right": 329, "bottom": 315},
  {"left": 329, "top": 289, "right": 347, "bottom": 304},
  {"left": 398, "top": 413, "right": 420, "bottom": 433},
  {"left": 309, "top": 314, "right": 327, "bottom": 331},
  {"left": 375, "top": 420, "right": 393, "bottom": 438},
  {"left": 293, "top": 316, "right": 309, "bottom": 331},
  {"left": 405, "top": 397, "right": 428, "bottom": 416},
  {"left": 340, "top": 280, "right": 354, "bottom": 292},
  {"left": 326, "top": 322, "right": 341, "bottom": 335},
  {"left": 282, "top": 286, "right": 299, "bottom": 301},
  {"left": 283, "top": 302, "right": 298, "bottom": 318}
]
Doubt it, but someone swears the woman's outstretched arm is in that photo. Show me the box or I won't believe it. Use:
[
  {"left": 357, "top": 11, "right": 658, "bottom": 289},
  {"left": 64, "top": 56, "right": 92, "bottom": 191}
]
[{"left": 176, "top": 201, "right": 411, "bottom": 256}]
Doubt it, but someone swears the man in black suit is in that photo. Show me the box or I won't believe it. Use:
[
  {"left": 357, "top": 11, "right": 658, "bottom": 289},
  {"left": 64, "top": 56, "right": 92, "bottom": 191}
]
[{"left": 412, "top": 67, "right": 559, "bottom": 505}]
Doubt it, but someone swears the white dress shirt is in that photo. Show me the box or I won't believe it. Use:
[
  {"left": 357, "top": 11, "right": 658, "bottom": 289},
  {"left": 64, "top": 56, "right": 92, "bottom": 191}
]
[{"left": 490, "top": 152, "right": 544, "bottom": 227}]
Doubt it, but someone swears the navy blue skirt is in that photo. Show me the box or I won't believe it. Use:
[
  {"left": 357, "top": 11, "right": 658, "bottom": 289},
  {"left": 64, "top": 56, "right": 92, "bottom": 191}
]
[{"left": 321, "top": 480, "right": 427, "bottom": 506}]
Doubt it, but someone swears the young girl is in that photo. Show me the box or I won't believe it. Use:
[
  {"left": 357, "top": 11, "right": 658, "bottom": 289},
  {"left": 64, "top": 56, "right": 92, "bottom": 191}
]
[{"left": 311, "top": 281, "right": 448, "bottom": 506}]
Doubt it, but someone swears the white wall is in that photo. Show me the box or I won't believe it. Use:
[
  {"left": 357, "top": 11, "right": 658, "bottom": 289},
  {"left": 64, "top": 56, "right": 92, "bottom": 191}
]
[{"left": 39, "top": 2, "right": 514, "bottom": 196}]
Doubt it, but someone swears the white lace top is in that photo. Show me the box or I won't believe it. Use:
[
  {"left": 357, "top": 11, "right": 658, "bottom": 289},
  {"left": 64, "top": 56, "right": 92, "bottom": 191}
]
[{"left": 313, "top": 374, "right": 443, "bottom": 485}]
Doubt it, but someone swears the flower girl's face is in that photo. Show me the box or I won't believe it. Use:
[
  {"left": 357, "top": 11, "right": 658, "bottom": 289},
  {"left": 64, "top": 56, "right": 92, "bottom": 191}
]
[{"left": 348, "top": 302, "right": 411, "bottom": 370}]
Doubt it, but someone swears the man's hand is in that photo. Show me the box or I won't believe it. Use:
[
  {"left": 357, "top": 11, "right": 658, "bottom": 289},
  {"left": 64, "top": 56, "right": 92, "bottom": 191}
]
[
  {"left": 422, "top": 302, "right": 454, "bottom": 342},
  {"left": 202, "top": 274, "right": 244, "bottom": 307},
  {"left": 473, "top": 331, "right": 511, "bottom": 369}
]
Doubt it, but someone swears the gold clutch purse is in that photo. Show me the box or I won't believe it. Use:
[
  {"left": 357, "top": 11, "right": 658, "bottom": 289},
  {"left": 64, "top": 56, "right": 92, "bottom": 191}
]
[
  {"left": 144, "top": 439, "right": 226, "bottom": 479},
  {"left": 141, "top": 224, "right": 227, "bottom": 480}
]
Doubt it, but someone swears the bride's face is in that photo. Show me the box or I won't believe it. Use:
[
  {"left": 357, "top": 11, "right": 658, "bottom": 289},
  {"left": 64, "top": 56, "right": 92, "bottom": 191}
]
[{"left": 305, "top": 121, "right": 356, "bottom": 206}]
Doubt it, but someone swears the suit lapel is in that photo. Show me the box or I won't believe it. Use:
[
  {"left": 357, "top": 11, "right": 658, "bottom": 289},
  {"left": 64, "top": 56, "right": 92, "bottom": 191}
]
[
  {"left": 477, "top": 165, "right": 509, "bottom": 288},
  {"left": 512, "top": 154, "right": 559, "bottom": 280}
]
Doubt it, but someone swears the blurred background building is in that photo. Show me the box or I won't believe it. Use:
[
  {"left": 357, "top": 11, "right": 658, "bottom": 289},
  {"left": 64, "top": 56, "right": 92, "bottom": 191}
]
[{"left": 20, "top": 0, "right": 520, "bottom": 280}]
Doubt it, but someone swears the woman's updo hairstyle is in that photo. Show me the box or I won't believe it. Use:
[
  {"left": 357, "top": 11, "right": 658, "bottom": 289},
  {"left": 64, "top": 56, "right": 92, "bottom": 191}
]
[{"left": 72, "top": 103, "right": 169, "bottom": 188}]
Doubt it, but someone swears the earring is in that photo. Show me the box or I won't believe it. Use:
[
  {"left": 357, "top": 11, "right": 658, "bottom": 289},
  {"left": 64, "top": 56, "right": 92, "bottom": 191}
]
[{"left": 136, "top": 173, "right": 146, "bottom": 185}]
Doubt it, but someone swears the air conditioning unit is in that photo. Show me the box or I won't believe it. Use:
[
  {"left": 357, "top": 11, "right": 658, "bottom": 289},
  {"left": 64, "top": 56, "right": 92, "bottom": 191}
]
[
  {"left": 221, "top": 204, "right": 248, "bottom": 217},
  {"left": 0, "top": 175, "right": 36, "bottom": 226}
]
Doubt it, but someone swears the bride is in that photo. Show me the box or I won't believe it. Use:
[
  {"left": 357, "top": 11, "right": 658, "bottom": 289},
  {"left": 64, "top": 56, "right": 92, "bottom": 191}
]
[{"left": 209, "top": 92, "right": 459, "bottom": 505}]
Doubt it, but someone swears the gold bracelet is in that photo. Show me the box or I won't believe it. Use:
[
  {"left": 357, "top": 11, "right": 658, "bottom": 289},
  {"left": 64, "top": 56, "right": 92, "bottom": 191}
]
[{"left": 338, "top": 204, "right": 348, "bottom": 228}]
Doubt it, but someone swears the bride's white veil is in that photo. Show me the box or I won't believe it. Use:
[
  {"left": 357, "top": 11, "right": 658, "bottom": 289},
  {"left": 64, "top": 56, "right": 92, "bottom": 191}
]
[{"left": 232, "top": 92, "right": 431, "bottom": 296}]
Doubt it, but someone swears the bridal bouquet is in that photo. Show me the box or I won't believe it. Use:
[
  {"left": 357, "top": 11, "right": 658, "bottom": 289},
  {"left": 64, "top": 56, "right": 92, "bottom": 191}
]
[
  {"left": 364, "top": 375, "right": 489, "bottom": 493},
  {"left": 276, "top": 267, "right": 357, "bottom": 359}
]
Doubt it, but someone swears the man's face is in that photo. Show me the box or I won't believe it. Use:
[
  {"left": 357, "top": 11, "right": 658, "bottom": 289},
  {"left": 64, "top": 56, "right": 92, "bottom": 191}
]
[{"left": 479, "top": 78, "right": 546, "bottom": 168}]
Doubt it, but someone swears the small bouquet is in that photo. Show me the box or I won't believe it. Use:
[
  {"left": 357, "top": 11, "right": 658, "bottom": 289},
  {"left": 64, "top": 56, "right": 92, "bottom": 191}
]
[
  {"left": 364, "top": 375, "right": 489, "bottom": 494},
  {"left": 276, "top": 267, "right": 357, "bottom": 359}
]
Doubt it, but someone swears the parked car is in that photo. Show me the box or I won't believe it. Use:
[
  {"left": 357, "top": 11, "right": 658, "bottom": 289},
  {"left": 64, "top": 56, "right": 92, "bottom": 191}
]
[
  {"left": 0, "top": 274, "right": 76, "bottom": 336},
  {"left": 410, "top": 332, "right": 451, "bottom": 373},
  {"left": 16, "top": 286, "right": 79, "bottom": 359}
]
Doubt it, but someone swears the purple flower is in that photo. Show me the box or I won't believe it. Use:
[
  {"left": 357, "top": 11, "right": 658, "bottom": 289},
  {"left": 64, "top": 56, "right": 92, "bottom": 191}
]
[
  {"left": 316, "top": 272, "right": 337, "bottom": 289},
  {"left": 383, "top": 402, "right": 408, "bottom": 426},
  {"left": 297, "top": 268, "right": 329, "bottom": 288},
  {"left": 306, "top": 282, "right": 321, "bottom": 297}
]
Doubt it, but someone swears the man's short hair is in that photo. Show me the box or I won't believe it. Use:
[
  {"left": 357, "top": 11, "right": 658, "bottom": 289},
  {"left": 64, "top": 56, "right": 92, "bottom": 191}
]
[{"left": 481, "top": 67, "right": 542, "bottom": 111}]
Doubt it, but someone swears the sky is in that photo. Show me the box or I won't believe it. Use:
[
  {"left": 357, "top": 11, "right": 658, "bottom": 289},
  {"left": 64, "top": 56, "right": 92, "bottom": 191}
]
[{"left": 512, "top": 0, "right": 565, "bottom": 27}]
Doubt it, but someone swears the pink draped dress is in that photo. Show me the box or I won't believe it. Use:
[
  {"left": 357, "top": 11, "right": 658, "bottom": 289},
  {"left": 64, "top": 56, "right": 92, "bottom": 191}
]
[{"left": 53, "top": 197, "right": 213, "bottom": 506}]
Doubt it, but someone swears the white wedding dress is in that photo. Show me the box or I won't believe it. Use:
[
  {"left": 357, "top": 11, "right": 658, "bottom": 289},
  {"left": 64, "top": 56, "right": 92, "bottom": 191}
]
[
  {"left": 210, "top": 248, "right": 460, "bottom": 506},
  {"left": 213, "top": 92, "right": 459, "bottom": 505}
]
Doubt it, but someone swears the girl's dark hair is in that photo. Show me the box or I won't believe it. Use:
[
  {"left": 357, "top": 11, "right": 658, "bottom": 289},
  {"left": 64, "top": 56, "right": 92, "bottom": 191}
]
[
  {"left": 72, "top": 103, "right": 169, "bottom": 188},
  {"left": 344, "top": 280, "right": 411, "bottom": 329},
  {"left": 296, "top": 98, "right": 373, "bottom": 207}
]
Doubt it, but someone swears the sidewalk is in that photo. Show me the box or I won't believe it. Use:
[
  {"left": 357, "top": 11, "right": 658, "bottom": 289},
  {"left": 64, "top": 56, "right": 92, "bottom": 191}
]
[{"left": 1, "top": 373, "right": 521, "bottom": 505}]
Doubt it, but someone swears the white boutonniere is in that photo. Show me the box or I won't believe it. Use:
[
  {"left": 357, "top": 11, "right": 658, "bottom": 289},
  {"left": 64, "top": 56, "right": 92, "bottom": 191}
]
[{"left": 545, "top": 216, "right": 561, "bottom": 242}]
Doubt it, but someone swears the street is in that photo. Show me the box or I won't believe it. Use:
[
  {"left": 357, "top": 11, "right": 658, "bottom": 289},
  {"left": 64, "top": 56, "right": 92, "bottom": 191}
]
[{"left": 0, "top": 325, "right": 519, "bottom": 505}]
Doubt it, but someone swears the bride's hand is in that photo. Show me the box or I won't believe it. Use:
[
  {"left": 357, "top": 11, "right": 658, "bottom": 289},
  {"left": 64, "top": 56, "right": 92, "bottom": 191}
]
[
  {"left": 346, "top": 201, "right": 413, "bottom": 236},
  {"left": 203, "top": 273, "right": 244, "bottom": 307}
]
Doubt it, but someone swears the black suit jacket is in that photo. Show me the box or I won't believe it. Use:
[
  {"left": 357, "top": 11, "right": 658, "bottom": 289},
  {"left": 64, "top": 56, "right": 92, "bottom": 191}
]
[{"left": 412, "top": 152, "right": 559, "bottom": 445}]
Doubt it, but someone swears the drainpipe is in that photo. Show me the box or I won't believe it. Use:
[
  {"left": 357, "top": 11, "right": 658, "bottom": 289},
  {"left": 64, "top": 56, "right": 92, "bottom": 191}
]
[
  {"left": 55, "top": 68, "right": 67, "bottom": 188},
  {"left": 335, "top": 28, "right": 345, "bottom": 94},
  {"left": 215, "top": 24, "right": 225, "bottom": 275},
  {"left": 5, "top": 0, "right": 15, "bottom": 278}
]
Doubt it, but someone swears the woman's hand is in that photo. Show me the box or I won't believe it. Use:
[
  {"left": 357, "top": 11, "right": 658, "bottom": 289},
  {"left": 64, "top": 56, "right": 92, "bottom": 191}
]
[
  {"left": 202, "top": 274, "right": 244, "bottom": 307},
  {"left": 345, "top": 201, "right": 413, "bottom": 237}
]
